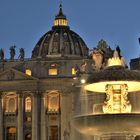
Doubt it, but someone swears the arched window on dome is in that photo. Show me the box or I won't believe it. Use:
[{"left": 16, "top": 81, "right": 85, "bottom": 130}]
[
  {"left": 48, "top": 63, "right": 59, "bottom": 76},
  {"left": 25, "top": 97, "right": 32, "bottom": 112}
]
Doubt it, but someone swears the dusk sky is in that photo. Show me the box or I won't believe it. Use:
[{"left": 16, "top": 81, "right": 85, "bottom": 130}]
[{"left": 0, "top": 0, "right": 140, "bottom": 64}]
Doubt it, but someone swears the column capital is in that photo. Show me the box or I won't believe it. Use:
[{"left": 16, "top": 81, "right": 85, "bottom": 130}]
[
  {"left": 33, "top": 90, "right": 45, "bottom": 98},
  {"left": 16, "top": 91, "right": 24, "bottom": 98},
  {"left": 0, "top": 94, "right": 2, "bottom": 99},
  {"left": 0, "top": 92, "right": 4, "bottom": 99}
]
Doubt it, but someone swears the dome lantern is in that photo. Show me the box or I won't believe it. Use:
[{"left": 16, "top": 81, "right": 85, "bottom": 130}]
[{"left": 53, "top": 4, "right": 68, "bottom": 27}]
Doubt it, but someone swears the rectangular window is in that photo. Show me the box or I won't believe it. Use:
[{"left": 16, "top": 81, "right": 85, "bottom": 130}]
[{"left": 48, "top": 69, "right": 58, "bottom": 76}]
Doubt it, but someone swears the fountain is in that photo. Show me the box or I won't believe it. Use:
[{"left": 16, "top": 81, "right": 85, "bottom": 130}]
[{"left": 72, "top": 50, "right": 140, "bottom": 140}]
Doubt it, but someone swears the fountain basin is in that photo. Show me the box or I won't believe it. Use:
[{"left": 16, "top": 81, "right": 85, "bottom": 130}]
[{"left": 72, "top": 113, "right": 140, "bottom": 136}]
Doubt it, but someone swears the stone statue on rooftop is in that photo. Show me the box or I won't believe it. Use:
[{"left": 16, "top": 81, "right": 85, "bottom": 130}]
[
  {"left": 10, "top": 45, "right": 16, "bottom": 60},
  {"left": 97, "top": 39, "right": 108, "bottom": 52},
  {"left": 80, "top": 61, "right": 87, "bottom": 73},
  {"left": 92, "top": 48, "right": 104, "bottom": 70},
  {"left": 18, "top": 48, "right": 25, "bottom": 61},
  {"left": 0, "top": 48, "right": 4, "bottom": 60},
  {"left": 116, "top": 45, "right": 121, "bottom": 58},
  {"left": 74, "top": 64, "right": 80, "bottom": 77}
]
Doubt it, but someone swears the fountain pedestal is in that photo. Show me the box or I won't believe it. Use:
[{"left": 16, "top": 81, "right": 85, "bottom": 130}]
[{"left": 73, "top": 53, "right": 140, "bottom": 140}]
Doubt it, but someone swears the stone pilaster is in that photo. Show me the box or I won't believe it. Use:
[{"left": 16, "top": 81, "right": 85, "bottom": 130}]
[
  {"left": 41, "top": 93, "right": 46, "bottom": 140},
  {"left": 0, "top": 93, "right": 3, "bottom": 140},
  {"left": 32, "top": 91, "right": 39, "bottom": 140},
  {"left": 17, "top": 92, "right": 24, "bottom": 140},
  {"left": 61, "top": 90, "right": 71, "bottom": 140}
]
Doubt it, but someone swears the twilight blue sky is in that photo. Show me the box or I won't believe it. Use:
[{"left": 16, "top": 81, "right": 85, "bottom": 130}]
[{"left": 0, "top": 0, "right": 140, "bottom": 64}]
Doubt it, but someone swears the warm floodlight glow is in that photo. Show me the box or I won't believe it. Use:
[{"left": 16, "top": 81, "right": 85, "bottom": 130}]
[
  {"left": 25, "top": 69, "right": 32, "bottom": 76},
  {"left": 107, "top": 50, "right": 125, "bottom": 67},
  {"left": 107, "top": 57, "right": 125, "bottom": 67},
  {"left": 84, "top": 80, "right": 140, "bottom": 113},
  {"left": 81, "top": 79, "right": 86, "bottom": 84},
  {"left": 54, "top": 19, "right": 68, "bottom": 26},
  {"left": 103, "top": 84, "right": 131, "bottom": 113},
  {"left": 84, "top": 81, "right": 140, "bottom": 93},
  {"left": 72, "top": 68, "right": 76, "bottom": 75},
  {"left": 48, "top": 68, "right": 58, "bottom": 76}
]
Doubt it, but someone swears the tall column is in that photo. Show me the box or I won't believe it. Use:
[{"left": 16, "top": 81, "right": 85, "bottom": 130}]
[
  {"left": 41, "top": 94, "right": 46, "bottom": 140},
  {"left": 61, "top": 91, "right": 71, "bottom": 140},
  {"left": 17, "top": 92, "right": 24, "bottom": 140},
  {"left": 0, "top": 93, "right": 3, "bottom": 140},
  {"left": 61, "top": 93, "right": 66, "bottom": 140},
  {"left": 32, "top": 92, "right": 39, "bottom": 140}
]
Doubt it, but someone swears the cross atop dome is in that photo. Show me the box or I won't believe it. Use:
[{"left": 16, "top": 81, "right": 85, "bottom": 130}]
[{"left": 53, "top": 2, "right": 68, "bottom": 27}]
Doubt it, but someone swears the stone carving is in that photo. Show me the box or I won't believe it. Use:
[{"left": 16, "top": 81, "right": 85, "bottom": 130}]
[
  {"left": 91, "top": 40, "right": 127, "bottom": 70},
  {"left": 18, "top": 48, "right": 25, "bottom": 61},
  {"left": 103, "top": 84, "right": 113, "bottom": 113},
  {"left": 97, "top": 39, "right": 108, "bottom": 52},
  {"left": 91, "top": 40, "right": 112, "bottom": 70},
  {"left": 92, "top": 48, "right": 104, "bottom": 70},
  {"left": 121, "top": 84, "right": 131, "bottom": 113},
  {"left": 97, "top": 39, "right": 113, "bottom": 64},
  {"left": 74, "top": 64, "right": 80, "bottom": 77},
  {"left": 10, "top": 45, "right": 16, "bottom": 60},
  {"left": 80, "top": 61, "right": 87, "bottom": 73},
  {"left": 0, "top": 48, "right": 4, "bottom": 60},
  {"left": 103, "top": 84, "right": 131, "bottom": 114}
]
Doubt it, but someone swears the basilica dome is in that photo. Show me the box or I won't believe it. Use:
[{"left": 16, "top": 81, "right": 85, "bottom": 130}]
[{"left": 32, "top": 4, "right": 89, "bottom": 59}]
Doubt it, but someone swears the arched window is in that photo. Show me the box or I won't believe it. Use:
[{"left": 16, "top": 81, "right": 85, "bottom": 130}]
[
  {"left": 7, "top": 127, "right": 16, "bottom": 140},
  {"left": 6, "top": 98, "right": 16, "bottom": 112},
  {"left": 25, "top": 97, "right": 31, "bottom": 112},
  {"left": 48, "top": 92, "right": 60, "bottom": 112}
]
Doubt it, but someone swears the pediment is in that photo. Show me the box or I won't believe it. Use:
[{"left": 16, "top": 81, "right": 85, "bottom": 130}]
[{"left": 0, "top": 68, "right": 38, "bottom": 81}]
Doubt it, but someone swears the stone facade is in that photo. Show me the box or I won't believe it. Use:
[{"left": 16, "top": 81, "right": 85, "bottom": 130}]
[
  {"left": 0, "top": 57, "right": 92, "bottom": 140},
  {"left": 0, "top": 3, "right": 140, "bottom": 140}
]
